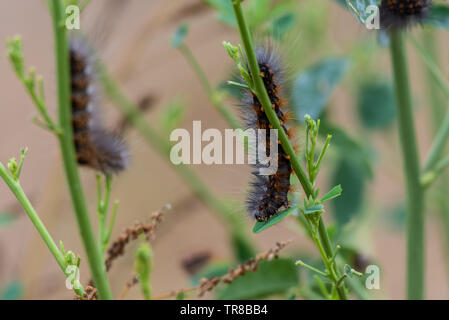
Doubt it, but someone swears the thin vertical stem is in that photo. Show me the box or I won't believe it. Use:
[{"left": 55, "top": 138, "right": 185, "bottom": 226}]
[
  {"left": 389, "top": 30, "right": 424, "bottom": 299},
  {"left": 49, "top": 0, "right": 112, "bottom": 300},
  {"left": 230, "top": 1, "right": 313, "bottom": 197},
  {"left": 230, "top": 0, "right": 346, "bottom": 300}
]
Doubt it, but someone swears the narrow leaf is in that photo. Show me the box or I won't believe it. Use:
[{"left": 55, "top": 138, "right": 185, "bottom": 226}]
[
  {"left": 304, "top": 204, "right": 324, "bottom": 215},
  {"left": 320, "top": 185, "right": 343, "bottom": 203}
]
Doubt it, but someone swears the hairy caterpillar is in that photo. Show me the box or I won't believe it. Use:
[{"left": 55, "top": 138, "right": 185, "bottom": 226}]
[
  {"left": 239, "top": 46, "right": 293, "bottom": 222},
  {"left": 379, "top": 0, "right": 432, "bottom": 29},
  {"left": 69, "top": 37, "right": 129, "bottom": 174}
]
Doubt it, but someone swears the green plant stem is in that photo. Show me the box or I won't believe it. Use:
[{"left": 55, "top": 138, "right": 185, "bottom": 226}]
[
  {"left": 49, "top": 0, "right": 112, "bottom": 300},
  {"left": 433, "top": 154, "right": 449, "bottom": 176},
  {"left": 230, "top": 0, "right": 346, "bottom": 300},
  {"left": 389, "top": 30, "right": 424, "bottom": 300},
  {"left": 0, "top": 163, "right": 67, "bottom": 271},
  {"left": 231, "top": 2, "right": 313, "bottom": 198},
  {"left": 97, "top": 175, "right": 112, "bottom": 254},
  {"left": 105, "top": 201, "right": 119, "bottom": 248},
  {"left": 313, "top": 219, "right": 347, "bottom": 299},
  {"left": 410, "top": 36, "right": 449, "bottom": 100},
  {"left": 335, "top": 257, "right": 370, "bottom": 300},
  {"left": 412, "top": 34, "right": 449, "bottom": 173},
  {"left": 179, "top": 44, "right": 242, "bottom": 129},
  {"left": 20, "top": 77, "right": 59, "bottom": 133}
]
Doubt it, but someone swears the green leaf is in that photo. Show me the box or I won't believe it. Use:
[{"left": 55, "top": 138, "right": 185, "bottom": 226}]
[
  {"left": 426, "top": 5, "right": 449, "bottom": 28},
  {"left": 270, "top": 12, "right": 296, "bottom": 40},
  {"left": 203, "top": 0, "right": 236, "bottom": 27},
  {"left": 333, "top": 0, "right": 347, "bottom": 6},
  {"left": 331, "top": 157, "right": 366, "bottom": 226},
  {"left": 385, "top": 203, "right": 406, "bottom": 229},
  {"left": 320, "top": 121, "right": 374, "bottom": 179},
  {"left": 171, "top": 24, "right": 189, "bottom": 48},
  {"left": 1, "top": 281, "right": 24, "bottom": 300},
  {"left": 0, "top": 213, "right": 16, "bottom": 226},
  {"left": 252, "top": 206, "right": 297, "bottom": 234},
  {"left": 320, "top": 185, "right": 343, "bottom": 203},
  {"left": 341, "top": 0, "right": 381, "bottom": 24},
  {"left": 291, "top": 58, "right": 350, "bottom": 121},
  {"left": 245, "top": 0, "right": 270, "bottom": 29},
  {"left": 231, "top": 232, "right": 257, "bottom": 262},
  {"left": 357, "top": 81, "right": 396, "bottom": 129},
  {"left": 217, "top": 259, "right": 298, "bottom": 299},
  {"left": 303, "top": 204, "right": 324, "bottom": 215}
]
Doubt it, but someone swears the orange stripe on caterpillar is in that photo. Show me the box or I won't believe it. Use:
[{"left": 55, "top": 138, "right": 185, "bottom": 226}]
[{"left": 69, "top": 37, "right": 129, "bottom": 174}]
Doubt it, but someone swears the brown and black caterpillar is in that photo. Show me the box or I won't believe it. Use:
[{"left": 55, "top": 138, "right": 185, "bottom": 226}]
[
  {"left": 69, "top": 37, "right": 129, "bottom": 174},
  {"left": 379, "top": 0, "right": 432, "bottom": 29},
  {"left": 239, "top": 46, "right": 294, "bottom": 222}
]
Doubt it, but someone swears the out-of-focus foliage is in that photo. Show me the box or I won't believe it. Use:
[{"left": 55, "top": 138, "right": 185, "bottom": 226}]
[
  {"left": 231, "top": 232, "right": 257, "bottom": 262},
  {"left": 1, "top": 281, "right": 24, "bottom": 300},
  {"left": 191, "top": 261, "right": 232, "bottom": 285},
  {"left": 171, "top": 24, "right": 188, "bottom": 48},
  {"left": 331, "top": 157, "right": 366, "bottom": 226},
  {"left": 203, "top": 0, "right": 298, "bottom": 35},
  {"left": 216, "top": 259, "right": 298, "bottom": 299},
  {"left": 157, "top": 99, "right": 186, "bottom": 137},
  {"left": 357, "top": 81, "right": 396, "bottom": 129},
  {"left": 291, "top": 58, "right": 350, "bottom": 121},
  {"left": 0, "top": 213, "right": 16, "bottom": 226},
  {"left": 426, "top": 4, "right": 449, "bottom": 28},
  {"left": 335, "top": 0, "right": 380, "bottom": 24}
]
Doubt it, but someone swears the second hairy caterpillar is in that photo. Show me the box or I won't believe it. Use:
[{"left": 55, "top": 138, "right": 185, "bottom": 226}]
[
  {"left": 239, "top": 46, "right": 293, "bottom": 222},
  {"left": 379, "top": 0, "right": 432, "bottom": 29},
  {"left": 69, "top": 37, "right": 129, "bottom": 174}
]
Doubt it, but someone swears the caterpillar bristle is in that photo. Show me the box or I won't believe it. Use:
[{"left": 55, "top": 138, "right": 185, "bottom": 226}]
[
  {"left": 69, "top": 36, "right": 129, "bottom": 175},
  {"left": 238, "top": 44, "right": 294, "bottom": 222},
  {"left": 379, "top": 0, "right": 432, "bottom": 29}
]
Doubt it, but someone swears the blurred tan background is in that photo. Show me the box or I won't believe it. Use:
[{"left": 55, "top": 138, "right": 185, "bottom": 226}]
[{"left": 1, "top": 0, "right": 449, "bottom": 299}]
